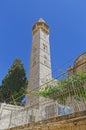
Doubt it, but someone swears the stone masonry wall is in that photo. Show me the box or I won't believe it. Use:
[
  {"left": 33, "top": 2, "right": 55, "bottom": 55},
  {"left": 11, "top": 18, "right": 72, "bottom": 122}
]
[{"left": 7, "top": 110, "right": 86, "bottom": 130}]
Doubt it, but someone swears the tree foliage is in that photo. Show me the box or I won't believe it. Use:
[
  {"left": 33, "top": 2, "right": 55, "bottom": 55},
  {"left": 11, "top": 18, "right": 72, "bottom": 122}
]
[{"left": 1, "top": 59, "right": 27, "bottom": 105}]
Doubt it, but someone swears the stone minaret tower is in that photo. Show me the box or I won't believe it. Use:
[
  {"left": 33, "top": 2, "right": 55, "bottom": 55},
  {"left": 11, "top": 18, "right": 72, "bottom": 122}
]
[{"left": 26, "top": 18, "right": 52, "bottom": 107}]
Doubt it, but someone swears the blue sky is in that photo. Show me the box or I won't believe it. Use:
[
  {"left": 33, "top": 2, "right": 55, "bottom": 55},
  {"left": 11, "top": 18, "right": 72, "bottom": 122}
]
[{"left": 0, "top": 0, "right": 86, "bottom": 84}]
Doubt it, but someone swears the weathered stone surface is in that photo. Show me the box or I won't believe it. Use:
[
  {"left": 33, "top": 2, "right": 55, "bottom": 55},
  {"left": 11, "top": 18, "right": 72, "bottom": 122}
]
[{"left": 7, "top": 111, "right": 86, "bottom": 130}]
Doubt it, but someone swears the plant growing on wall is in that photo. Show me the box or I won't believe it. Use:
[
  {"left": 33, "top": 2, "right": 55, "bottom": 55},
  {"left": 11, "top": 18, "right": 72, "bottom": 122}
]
[{"left": 36, "top": 72, "right": 86, "bottom": 104}]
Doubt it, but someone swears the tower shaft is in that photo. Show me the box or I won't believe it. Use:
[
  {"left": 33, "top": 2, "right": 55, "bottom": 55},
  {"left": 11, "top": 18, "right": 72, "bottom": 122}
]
[{"left": 26, "top": 19, "right": 52, "bottom": 107}]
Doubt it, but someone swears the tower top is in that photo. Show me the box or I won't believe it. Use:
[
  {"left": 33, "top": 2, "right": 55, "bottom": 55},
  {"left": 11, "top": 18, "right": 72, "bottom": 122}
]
[
  {"left": 38, "top": 18, "right": 46, "bottom": 23},
  {"left": 32, "top": 18, "right": 49, "bottom": 35}
]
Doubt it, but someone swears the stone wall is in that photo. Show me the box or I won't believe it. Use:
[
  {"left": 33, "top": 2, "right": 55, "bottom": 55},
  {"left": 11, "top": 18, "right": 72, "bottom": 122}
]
[
  {"left": 0, "top": 103, "right": 24, "bottom": 130},
  {"left": 7, "top": 110, "right": 86, "bottom": 130}
]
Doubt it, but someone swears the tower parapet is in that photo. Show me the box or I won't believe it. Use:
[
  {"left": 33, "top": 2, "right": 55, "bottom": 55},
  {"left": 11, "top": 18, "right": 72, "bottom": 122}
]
[{"left": 32, "top": 18, "right": 49, "bottom": 35}]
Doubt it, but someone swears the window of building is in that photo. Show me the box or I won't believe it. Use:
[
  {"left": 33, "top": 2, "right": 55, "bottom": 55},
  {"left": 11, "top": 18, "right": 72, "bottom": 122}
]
[{"left": 43, "top": 43, "right": 48, "bottom": 51}]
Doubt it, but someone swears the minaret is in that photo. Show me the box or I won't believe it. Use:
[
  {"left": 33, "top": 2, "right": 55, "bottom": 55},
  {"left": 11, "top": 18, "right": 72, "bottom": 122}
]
[{"left": 26, "top": 18, "right": 52, "bottom": 107}]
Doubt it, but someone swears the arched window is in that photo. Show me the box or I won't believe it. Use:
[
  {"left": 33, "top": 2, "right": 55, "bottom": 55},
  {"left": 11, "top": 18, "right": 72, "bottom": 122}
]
[
  {"left": 44, "top": 55, "right": 47, "bottom": 65},
  {"left": 43, "top": 43, "right": 48, "bottom": 51}
]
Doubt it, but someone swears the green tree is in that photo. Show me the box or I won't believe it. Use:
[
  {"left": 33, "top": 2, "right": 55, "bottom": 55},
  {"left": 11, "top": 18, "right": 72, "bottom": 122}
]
[
  {"left": 2, "top": 59, "right": 27, "bottom": 105},
  {"left": 0, "top": 86, "right": 3, "bottom": 102}
]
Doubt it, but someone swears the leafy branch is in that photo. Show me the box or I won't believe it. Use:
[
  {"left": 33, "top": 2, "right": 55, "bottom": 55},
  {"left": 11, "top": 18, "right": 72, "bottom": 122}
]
[{"left": 37, "top": 72, "right": 86, "bottom": 104}]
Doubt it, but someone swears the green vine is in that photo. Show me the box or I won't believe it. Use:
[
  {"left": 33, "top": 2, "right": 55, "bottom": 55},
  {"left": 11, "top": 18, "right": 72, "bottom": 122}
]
[{"left": 37, "top": 72, "right": 86, "bottom": 104}]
